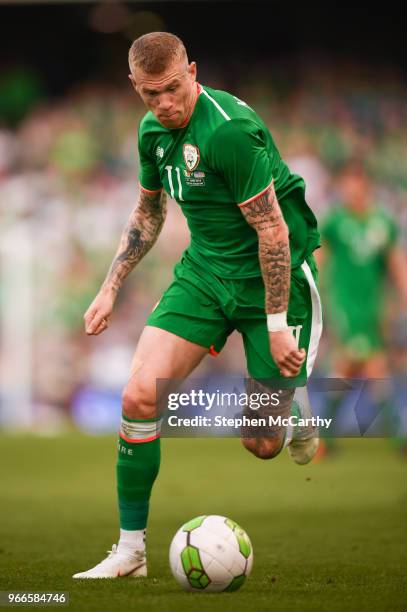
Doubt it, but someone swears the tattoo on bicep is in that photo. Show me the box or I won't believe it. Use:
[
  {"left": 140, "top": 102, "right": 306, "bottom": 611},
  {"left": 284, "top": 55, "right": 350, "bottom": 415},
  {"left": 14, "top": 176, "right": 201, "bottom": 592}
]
[
  {"left": 240, "top": 182, "right": 282, "bottom": 232},
  {"left": 104, "top": 189, "right": 167, "bottom": 293}
]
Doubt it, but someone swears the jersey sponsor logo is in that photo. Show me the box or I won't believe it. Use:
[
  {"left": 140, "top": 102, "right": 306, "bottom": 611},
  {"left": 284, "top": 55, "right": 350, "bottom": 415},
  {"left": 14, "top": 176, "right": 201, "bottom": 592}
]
[
  {"left": 156, "top": 146, "right": 165, "bottom": 159},
  {"left": 183, "top": 143, "right": 200, "bottom": 172},
  {"left": 233, "top": 95, "right": 253, "bottom": 111}
]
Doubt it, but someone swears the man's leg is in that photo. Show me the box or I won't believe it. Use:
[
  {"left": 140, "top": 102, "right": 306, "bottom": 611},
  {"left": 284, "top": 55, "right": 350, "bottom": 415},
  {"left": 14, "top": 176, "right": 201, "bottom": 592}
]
[
  {"left": 241, "top": 383, "right": 318, "bottom": 464},
  {"left": 73, "top": 326, "right": 208, "bottom": 579},
  {"left": 315, "top": 348, "right": 390, "bottom": 461},
  {"left": 117, "top": 326, "right": 207, "bottom": 550},
  {"left": 237, "top": 255, "right": 322, "bottom": 464},
  {"left": 241, "top": 382, "right": 295, "bottom": 459},
  {"left": 360, "top": 353, "right": 400, "bottom": 449}
]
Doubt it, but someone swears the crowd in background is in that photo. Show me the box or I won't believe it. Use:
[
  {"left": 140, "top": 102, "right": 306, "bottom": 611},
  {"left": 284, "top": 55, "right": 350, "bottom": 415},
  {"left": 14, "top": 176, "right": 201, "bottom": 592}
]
[{"left": 0, "top": 59, "right": 406, "bottom": 431}]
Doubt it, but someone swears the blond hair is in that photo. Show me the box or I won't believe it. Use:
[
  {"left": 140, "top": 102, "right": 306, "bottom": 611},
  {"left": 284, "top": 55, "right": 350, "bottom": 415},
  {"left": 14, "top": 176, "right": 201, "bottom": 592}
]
[{"left": 129, "top": 32, "right": 187, "bottom": 74}]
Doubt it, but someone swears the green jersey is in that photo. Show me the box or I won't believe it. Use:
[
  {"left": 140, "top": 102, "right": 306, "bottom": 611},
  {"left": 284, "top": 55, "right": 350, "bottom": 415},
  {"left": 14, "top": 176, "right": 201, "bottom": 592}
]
[
  {"left": 321, "top": 205, "right": 398, "bottom": 354},
  {"left": 322, "top": 205, "right": 398, "bottom": 310},
  {"left": 138, "top": 83, "right": 320, "bottom": 278}
]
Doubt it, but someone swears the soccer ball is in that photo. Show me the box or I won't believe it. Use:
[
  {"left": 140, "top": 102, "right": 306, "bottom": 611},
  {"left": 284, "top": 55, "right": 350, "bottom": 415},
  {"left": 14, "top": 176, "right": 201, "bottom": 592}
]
[{"left": 169, "top": 515, "right": 253, "bottom": 592}]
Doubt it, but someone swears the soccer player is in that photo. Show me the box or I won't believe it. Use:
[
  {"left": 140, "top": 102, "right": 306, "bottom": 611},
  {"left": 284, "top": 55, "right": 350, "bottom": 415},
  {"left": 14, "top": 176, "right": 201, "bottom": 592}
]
[
  {"left": 315, "top": 162, "right": 407, "bottom": 457},
  {"left": 73, "top": 32, "right": 322, "bottom": 579}
]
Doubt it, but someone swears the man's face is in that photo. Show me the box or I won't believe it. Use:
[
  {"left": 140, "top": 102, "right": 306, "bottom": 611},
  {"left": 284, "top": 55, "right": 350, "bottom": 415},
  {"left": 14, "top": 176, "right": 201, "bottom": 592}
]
[
  {"left": 130, "top": 58, "right": 197, "bottom": 129},
  {"left": 340, "top": 173, "right": 371, "bottom": 212}
]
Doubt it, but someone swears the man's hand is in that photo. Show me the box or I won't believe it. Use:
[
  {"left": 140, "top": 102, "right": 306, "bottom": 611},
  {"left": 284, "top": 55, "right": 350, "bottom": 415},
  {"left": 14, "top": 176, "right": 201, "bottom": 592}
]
[
  {"left": 84, "top": 287, "right": 117, "bottom": 336},
  {"left": 269, "top": 330, "right": 306, "bottom": 377}
]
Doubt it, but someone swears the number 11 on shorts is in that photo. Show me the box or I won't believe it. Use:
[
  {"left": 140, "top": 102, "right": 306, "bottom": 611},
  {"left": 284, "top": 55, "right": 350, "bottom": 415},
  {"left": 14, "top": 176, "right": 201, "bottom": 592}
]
[{"left": 289, "top": 324, "right": 302, "bottom": 348}]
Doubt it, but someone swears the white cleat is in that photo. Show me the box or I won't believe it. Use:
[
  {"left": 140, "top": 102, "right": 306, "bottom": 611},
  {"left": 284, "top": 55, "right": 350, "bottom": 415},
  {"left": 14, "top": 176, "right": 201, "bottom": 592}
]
[
  {"left": 287, "top": 388, "right": 319, "bottom": 465},
  {"left": 72, "top": 544, "right": 147, "bottom": 579},
  {"left": 287, "top": 436, "right": 319, "bottom": 465}
]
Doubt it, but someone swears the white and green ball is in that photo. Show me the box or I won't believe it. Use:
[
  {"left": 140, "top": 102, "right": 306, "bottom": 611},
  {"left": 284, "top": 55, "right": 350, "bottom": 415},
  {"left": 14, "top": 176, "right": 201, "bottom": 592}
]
[{"left": 169, "top": 515, "right": 253, "bottom": 592}]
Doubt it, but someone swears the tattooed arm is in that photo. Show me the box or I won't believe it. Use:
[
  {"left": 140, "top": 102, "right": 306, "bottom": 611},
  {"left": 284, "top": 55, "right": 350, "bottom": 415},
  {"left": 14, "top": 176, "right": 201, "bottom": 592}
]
[
  {"left": 239, "top": 182, "right": 290, "bottom": 314},
  {"left": 240, "top": 182, "right": 305, "bottom": 377},
  {"left": 102, "top": 188, "right": 167, "bottom": 295},
  {"left": 84, "top": 187, "right": 167, "bottom": 335}
]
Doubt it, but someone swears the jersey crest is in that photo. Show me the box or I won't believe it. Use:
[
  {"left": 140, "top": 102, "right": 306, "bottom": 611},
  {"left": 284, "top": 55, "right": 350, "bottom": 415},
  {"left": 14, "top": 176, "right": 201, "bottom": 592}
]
[{"left": 183, "top": 143, "right": 200, "bottom": 172}]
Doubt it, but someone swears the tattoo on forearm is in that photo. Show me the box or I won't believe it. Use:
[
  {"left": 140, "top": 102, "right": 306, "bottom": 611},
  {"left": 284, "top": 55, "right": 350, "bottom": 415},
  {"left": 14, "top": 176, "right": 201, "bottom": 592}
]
[
  {"left": 240, "top": 182, "right": 290, "bottom": 313},
  {"left": 258, "top": 238, "right": 290, "bottom": 312},
  {"left": 103, "top": 189, "right": 167, "bottom": 294}
]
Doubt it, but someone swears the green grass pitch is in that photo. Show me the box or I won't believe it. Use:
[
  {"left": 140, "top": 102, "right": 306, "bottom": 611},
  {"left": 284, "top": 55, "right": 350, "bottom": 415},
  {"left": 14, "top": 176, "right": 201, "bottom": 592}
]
[{"left": 0, "top": 435, "right": 406, "bottom": 612}]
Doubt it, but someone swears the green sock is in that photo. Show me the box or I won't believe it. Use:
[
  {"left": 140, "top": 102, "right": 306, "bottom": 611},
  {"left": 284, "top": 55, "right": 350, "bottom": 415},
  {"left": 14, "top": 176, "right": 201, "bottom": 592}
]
[{"left": 117, "top": 416, "right": 161, "bottom": 530}]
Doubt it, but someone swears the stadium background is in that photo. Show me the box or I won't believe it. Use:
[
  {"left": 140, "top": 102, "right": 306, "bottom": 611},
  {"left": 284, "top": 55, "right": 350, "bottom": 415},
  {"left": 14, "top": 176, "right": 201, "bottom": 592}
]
[
  {"left": 1, "top": 0, "right": 406, "bottom": 432},
  {"left": 0, "top": 3, "right": 406, "bottom": 610}
]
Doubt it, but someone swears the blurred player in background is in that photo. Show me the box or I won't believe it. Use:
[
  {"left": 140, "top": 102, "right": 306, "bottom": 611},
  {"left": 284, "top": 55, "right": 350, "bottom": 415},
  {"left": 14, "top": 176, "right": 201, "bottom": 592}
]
[
  {"left": 73, "top": 32, "right": 322, "bottom": 579},
  {"left": 315, "top": 161, "right": 407, "bottom": 458}
]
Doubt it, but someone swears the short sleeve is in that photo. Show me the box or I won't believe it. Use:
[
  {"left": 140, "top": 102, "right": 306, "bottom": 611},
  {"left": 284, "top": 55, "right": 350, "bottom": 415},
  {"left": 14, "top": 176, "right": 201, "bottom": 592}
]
[
  {"left": 206, "top": 118, "right": 273, "bottom": 205},
  {"left": 138, "top": 127, "right": 162, "bottom": 192}
]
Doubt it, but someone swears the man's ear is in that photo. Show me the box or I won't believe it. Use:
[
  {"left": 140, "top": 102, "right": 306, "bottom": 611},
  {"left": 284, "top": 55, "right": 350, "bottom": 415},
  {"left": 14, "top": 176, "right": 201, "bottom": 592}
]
[{"left": 188, "top": 61, "right": 197, "bottom": 82}]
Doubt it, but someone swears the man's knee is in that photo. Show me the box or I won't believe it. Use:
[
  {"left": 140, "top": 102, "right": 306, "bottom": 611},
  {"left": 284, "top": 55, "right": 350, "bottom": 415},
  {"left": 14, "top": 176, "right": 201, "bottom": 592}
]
[
  {"left": 242, "top": 435, "right": 284, "bottom": 460},
  {"left": 122, "top": 380, "right": 157, "bottom": 420}
]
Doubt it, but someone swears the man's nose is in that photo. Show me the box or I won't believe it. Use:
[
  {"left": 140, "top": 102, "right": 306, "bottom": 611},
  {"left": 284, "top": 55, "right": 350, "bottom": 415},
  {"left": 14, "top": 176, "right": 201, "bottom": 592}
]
[{"left": 157, "top": 94, "right": 173, "bottom": 111}]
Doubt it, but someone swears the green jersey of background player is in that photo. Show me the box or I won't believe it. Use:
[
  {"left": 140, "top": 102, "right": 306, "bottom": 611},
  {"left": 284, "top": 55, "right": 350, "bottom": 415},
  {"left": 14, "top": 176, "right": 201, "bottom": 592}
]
[
  {"left": 313, "top": 162, "right": 407, "bottom": 461},
  {"left": 73, "top": 32, "right": 323, "bottom": 579},
  {"left": 318, "top": 162, "right": 407, "bottom": 376}
]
